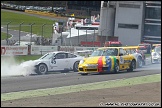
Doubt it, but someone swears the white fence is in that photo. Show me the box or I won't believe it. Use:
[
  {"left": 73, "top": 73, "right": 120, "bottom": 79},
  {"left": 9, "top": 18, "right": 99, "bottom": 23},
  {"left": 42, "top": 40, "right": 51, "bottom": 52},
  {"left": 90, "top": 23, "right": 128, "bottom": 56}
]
[
  {"left": 31, "top": 46, "right": 58, "bottom": 55},
  {"left": 1, "top": 45, "right": 99, "bottom": 56}
]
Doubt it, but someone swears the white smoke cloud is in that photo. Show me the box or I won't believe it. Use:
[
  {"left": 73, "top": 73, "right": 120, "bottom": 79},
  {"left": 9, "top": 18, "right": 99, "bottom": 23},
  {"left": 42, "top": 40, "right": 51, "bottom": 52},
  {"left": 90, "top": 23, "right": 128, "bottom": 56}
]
[{"left": 1, "top": 56, "right": 36, "bottom": 77}]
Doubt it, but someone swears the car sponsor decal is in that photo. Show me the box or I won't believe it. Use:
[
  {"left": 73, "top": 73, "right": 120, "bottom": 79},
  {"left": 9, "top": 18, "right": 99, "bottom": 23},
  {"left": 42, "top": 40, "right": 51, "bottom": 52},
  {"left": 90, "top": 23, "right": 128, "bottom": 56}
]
[
  {"left": 120, "top": 56, "right": 124, "bottom": 64},
  {"left": 98, "top": 56, "right": 103, "bottom": 72},
  {"left": 111, "top": 56, "right": 116, "bottom": 71},
  {"left": 105, "top": 56, "right": 111, "bottom": 72},
  {"left": 51, "top": 58, "right": 56, "bottom": 64}
]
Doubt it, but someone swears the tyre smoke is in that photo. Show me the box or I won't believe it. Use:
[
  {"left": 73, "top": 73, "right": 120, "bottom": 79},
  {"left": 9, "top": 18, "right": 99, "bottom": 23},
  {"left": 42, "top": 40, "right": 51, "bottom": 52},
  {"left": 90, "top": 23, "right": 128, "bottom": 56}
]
[{"left": 1, "top": 56, "right": 36, "bottom": 77}]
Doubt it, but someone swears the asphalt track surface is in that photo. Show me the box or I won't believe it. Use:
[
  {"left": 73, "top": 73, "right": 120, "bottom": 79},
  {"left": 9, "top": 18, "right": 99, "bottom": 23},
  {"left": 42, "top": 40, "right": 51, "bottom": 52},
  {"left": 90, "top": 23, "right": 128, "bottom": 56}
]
[
  {"left": 1, "top": 9, "right": 161, "bottom": 107},
  {"left": 1, "top": 26, "right": 29, "bottom": 39},
  {"left": 1, "top": 63, "right": 161, "bottom": 93},
  {"left": 1, "top": 9, "right": 161, "bottom": 94}
]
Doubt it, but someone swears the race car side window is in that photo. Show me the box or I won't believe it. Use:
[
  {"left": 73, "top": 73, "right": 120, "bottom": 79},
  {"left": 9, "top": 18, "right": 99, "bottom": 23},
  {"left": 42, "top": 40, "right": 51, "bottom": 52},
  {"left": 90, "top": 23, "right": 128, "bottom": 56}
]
[
  {"left": 129, "top": 49, "right": 133, "bottom": 54},
  {"left": 131, "top": 49, "right": 136, "bottom": 54},
  {"left": 123, "top": 49, "right": 127, "bottom": 55},
  {"left": 55, "top": 53, "right": 67, "bottom": 59},
  {"left": 68, "top": 53, "right": 77, "bottom": 58},
  {"left": 128, "top": 49, "right": 132, "bottom": 54},
  {"left": 113, "top": 49, "right": 118, "bottom": 56},
  {"left": 119, "top": 48, "right": 126, "bottom": 56},
  {"left": 125, "top": 49, "right": 130, "bottom": 54}
]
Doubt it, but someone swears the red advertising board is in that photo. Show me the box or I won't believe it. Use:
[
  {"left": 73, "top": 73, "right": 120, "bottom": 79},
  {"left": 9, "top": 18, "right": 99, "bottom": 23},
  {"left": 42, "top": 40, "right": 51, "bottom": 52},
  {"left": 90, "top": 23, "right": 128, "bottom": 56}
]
[
  {"left": 1, "top": 46, "right": 28, "bottom": 56},
  {"left": 80, "top": 41, "right": 101, "bottom": 47}
]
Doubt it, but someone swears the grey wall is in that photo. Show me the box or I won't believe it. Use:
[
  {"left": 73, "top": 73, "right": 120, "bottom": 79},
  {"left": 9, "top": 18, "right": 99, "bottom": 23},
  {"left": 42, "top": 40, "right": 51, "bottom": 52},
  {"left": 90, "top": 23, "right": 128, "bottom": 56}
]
[
  {"left": 98, "top": 6, "right": 115, "bottom": 36},
  {"left": 114, "top": 1, "right": 144, "bottom": 46},
  {"left": 64, "top": 33, "right": 98, "bottom": 46}
]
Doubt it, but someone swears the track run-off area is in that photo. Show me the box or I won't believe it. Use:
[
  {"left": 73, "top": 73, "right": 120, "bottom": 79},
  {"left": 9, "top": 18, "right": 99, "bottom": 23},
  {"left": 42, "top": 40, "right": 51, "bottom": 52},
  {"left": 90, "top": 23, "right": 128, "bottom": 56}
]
[{"left": 1, "top": 63, "right": 161, "bottom": 101}]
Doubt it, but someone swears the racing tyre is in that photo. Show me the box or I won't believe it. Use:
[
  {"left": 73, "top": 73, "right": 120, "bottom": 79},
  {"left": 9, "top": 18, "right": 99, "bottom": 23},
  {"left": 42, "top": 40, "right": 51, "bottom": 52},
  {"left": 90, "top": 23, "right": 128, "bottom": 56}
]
[
  {"left": 127, "top": 60, "right": 136, "bottom": 72},
  {"left": 81, "top": 73, "right": 88, "bottom": 75},
  {"left": 36, "top": 63, "right": 48, "bottom": 75},
  {"left": 114, "top": 62, "right": 119, "bottom": 73},
  {"left": 137, "top": 57, "right": 143, "bottom": 68},
  {"left": 73, "top": 61, "right": 80, "bottom": 72}
]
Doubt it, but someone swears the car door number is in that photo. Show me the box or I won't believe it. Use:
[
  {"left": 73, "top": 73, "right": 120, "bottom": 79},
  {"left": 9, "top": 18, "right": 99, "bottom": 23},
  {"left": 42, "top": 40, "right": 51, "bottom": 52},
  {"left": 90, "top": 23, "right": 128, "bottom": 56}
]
[
  {"left": 51, "top": 58, "right": 56, "bottom": 64},
  {"left": 120, "top": 56, "right": 124, "bottom": 64}
]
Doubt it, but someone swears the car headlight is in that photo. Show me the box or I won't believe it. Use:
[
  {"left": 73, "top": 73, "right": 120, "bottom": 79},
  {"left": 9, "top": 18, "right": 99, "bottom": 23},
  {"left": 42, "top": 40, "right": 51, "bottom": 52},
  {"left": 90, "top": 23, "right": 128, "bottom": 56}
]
[{"left": 79, "top": 60, "right": 84, "bottom": 64}]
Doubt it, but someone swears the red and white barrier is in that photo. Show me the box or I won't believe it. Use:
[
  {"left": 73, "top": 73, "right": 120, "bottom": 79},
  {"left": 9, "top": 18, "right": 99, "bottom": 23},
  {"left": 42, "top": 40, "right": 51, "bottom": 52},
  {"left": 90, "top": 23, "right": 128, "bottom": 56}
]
[
  {"left": 1, "top": 45, "right": 99, "bottom": 56},
  {"left": 1, "top": 46, "right": 28, "bottom": 56}
]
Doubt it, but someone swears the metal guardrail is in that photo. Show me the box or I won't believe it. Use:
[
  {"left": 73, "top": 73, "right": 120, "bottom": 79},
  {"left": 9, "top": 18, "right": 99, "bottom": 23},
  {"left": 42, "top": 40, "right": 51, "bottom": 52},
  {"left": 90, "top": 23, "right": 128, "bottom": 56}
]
[
  {"left": 2, "top": 22, "right": 99, "bottom": 47},
  {"left": 5, "top": 38, "right": 52, "bottom": 46}
]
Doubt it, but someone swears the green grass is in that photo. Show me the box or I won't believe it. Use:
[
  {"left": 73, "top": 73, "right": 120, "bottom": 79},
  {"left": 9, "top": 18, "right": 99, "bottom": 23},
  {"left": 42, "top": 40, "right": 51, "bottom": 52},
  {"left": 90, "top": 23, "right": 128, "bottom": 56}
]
[
  {"left": 1, "top": 10, "right": 55, "bottom": 38},
  {"left": 14, "top": 55, "right": 42, "bottom": 61},
  {"left": 1, "top": 54, "right": 151, "bottom": 64},
  {"left": 1, "top": 55, "right": 42, "bottom": 63},
  {"left": 145, "top": 54, "right": 151, "bottom": 58},
  {"left": 1, "top": 32, "right": 12, "bottom": 40}
]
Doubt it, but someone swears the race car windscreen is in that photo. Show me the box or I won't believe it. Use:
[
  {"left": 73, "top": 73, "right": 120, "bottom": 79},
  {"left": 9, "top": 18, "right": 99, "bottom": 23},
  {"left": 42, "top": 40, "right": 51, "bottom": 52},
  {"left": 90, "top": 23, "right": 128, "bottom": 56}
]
[
  {"left": 109, "top": 44, "right": 122, "bottom": 47},
  {"left": 90, "top": 48, "right": 118, "bottom": 56},
  {"left": 155, "top": 46, "right": 161, "bottom": 53},
  {"left": 39, "top": 53, "right": 55, "bottom": 60}
]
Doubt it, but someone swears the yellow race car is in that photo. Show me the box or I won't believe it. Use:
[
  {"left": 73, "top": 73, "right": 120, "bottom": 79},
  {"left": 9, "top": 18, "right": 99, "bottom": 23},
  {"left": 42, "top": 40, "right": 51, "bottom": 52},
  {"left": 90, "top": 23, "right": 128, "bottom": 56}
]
[{"left": 78, "top": 47, "right": 136, "bottom": 75}]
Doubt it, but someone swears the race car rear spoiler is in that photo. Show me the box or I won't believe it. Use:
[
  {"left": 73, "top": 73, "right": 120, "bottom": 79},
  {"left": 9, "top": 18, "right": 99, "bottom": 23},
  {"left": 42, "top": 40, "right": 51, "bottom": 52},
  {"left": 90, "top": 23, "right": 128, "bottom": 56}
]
[{"left": 122, "top": 46, "right": 140, "bottom": 49}]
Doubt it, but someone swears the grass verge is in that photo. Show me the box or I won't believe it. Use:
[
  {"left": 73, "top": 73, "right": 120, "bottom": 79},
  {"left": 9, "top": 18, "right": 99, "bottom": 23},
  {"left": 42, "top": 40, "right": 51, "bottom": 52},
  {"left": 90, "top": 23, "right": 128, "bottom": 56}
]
[
  {"left": 1, "top": 55, "right": 42, "bottom": 63},
  {"left": 1, "top": 32, "right": 12, "bottom": 40},
  {"left": 1, "top": 10, "right": 54, "bottom": 38}
]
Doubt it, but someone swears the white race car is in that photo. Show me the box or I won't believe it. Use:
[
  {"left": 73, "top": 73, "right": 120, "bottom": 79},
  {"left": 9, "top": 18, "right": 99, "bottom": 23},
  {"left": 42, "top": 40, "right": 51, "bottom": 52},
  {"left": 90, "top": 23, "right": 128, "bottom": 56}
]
[
  {"left": 151, "top": 46, "right": 161, "bottom": 64},
  {"left": 74, "top": 50, "right": 93, "bottom": 57},
  {"left": 131, "top": 51, "right": 144, "bottom": 68},
  {"left": 20, "top": 51, "right": 84, "bottom": 75},
  {"left": 124, "top": 47, "right": 145, "bottom": 68}
]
